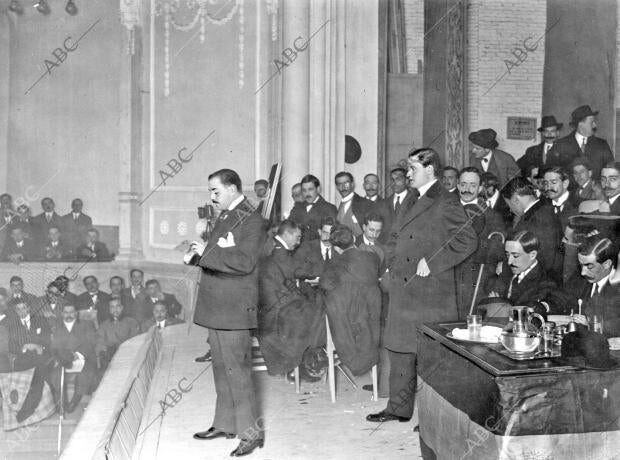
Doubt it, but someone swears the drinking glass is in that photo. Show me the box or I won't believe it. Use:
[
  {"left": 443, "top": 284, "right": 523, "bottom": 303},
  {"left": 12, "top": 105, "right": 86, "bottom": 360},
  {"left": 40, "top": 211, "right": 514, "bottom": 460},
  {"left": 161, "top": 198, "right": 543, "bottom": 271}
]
[{"left": 467, "top": 314, "right": 482, "bottom": 340}]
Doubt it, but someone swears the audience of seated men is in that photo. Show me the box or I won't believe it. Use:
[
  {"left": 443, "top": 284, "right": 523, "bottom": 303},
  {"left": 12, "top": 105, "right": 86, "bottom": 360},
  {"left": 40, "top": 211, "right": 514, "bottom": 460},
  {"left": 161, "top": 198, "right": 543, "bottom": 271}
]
[
  {"left": 454, "top": 167, "right": 506, "bottom": 319},
  {"left": 288, "top": 174, "right": 337, "bottom": 242},
  {"left": 75, "top": 228, "right": 111, "bottom": 261},
  {"left": 2, "top": 227, "right": 35, "bottom": 263},
  {"left": 61, "top": 198, "right": 93, "bottom": 250},
  {"left": 141, "top": 302, "right": 185, "bottom": 333},
  {"left": 51, "top": 303, "right": 98, "bottom": 413},
  {"left": 76, "top": 275, "right": 111, "bottom": 326},
  {"left": 319, "top": 224, "right": 381, "bottom": 376},
  {"left": 257, "top": 220, "right": 324, "bottom": 377},
  {"left": 8, "top": 275, "right": 38, "bottom": 310},
  {"left": 138, "top": 279, "right": 183, "bottom": 322},
  {"left": 33, "top": 281, "right": 69, "bottom": 332},
  {"left": 567, "top": 236, "right": 620, "bottom": 337},
  {"left": 41, "top": 226, "right": 72, "bottom": 261},
  {"left": 486, "top": 231, "right": 571, "bottom": 316},
  {"left": 96, "top": 298, "right": 140, "bottom": 369}
]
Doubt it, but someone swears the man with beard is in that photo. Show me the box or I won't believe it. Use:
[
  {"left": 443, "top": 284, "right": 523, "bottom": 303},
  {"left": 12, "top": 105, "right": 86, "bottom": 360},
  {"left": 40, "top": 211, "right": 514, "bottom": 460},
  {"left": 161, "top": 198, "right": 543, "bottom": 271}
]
[
  {"left": 363, "top": 173, "right": 382, "bottom": 202},
  {"left": 570, "top": 158, "right": 604, "bottom": 203},
  {"left": 334, "top": 172, "right": 374, "bottom": 238},
  {"left": 518, "top": 115, "right": 563, "bottom": 175},
  {"left": 258, "top": 220, "right": 324, "bottom": 378},
  {"left": 600, "top": 162, "right": 620, "bottom": 215},
  {"left": 454, "top": 167, "right": 506, "bottom": 319},
  {"left": 549, "top": 105, "right": 613, "bottom": 179},
  {"left": 288, "top": 174, "right": 337, "bottom": 242},
  {"left": 542, "top": 166, "right": 579, "bottom": 232},
  {"left": 367, "top": 147, "right": 477, "bottom": 425}
]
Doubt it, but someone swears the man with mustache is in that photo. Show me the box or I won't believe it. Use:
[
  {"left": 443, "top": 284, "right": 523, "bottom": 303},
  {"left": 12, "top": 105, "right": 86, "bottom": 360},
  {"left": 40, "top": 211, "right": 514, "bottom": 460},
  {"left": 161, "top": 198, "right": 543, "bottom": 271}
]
[
  {"left": 487, "top": 231, "right": 570, "bottom": 315},
  {"left": 335, "top": 171, "right": 374, "bottom": 239},
  {"left": 542, "top": 166, "right": 579, "bottom": 232},
  {"left": 517, "top": 115, "right": 563, "bottom": 176},
  {"left": 600, "top": 162, "right": 620, "bottom": 215},
  {"left": 288, "top": 174, "right": 337, "bottom": 242},
  {"left": 549, "top": 105, "right": 613, "bottom": 180},
  {"left": 469, "top": 128, "right": 520, "bottom": 188},
  {"left": 454, "top": 167, "right": 506, "bottom": 319},
  {"left": 363, "top": 173, "right": 381, "bottom": 202}
]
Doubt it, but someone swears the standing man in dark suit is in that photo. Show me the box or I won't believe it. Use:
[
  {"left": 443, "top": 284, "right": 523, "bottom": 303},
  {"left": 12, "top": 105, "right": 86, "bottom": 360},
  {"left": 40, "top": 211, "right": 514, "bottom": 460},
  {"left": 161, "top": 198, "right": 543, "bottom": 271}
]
[
  {"left": 501, "top": 177, "right": 563, "bottom": 284},
  {"left": 188, "top": 169, "right": 266, "bottom": 456},
  {"left": 542, "top": 166, "right": 579, "bottom": 232},
  {"left": 334, "top": 171, "right": 373, "bottom": 239},
  {"left": 367, "top": 148, "right": 477, "bottom": 424},
  {"left": 549, "top": 105, "right": 613, "bottom": 180},
  {"left": 30, "top": 197, "right": 63, "bottom": 245},
  {"left": 469, "top": 128, "right": 520, "bottom": 188},
  {"left": 288, "top": 174, "right": 337, "bottom": 242},
  {"left": 378, "top": 168, "right": 417, "bottom": 245},
  {"left": 517, "top": 115, "right": 563, "bottom": 176},
  {"left": 61, "top": 198, "right": 93, "bottom": 250}
]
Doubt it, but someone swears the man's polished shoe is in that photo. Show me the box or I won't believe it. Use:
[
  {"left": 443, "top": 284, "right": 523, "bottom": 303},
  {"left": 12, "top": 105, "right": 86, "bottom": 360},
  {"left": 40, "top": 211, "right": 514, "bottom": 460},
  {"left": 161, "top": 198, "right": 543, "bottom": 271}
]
[
  {"left": 193, "top": 427, "right": 235, "bottom": 440},
  {"left": 366, "top": 410, "right": 411, "bottom": 423},
  {"left": 230, "top": 438, "right": 264, "bottom": 456},
  {"left": 195, "top": 350, "right": 212, "bottom": 363}
]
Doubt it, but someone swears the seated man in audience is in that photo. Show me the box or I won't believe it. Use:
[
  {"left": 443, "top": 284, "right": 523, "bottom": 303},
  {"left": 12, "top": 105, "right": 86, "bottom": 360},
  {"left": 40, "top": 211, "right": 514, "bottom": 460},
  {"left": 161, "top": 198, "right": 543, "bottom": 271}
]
[
  {"left": 141, "top": 301, "right": 185, "bottom": 333},
  {"left": 0, "top": 288, "right": 11, "bottom": 372},
  {"left": 121, "top": 268, "right": 147, "bottom": 320},
  {"left": 138, "top": 279, "right": 183, "bottom": 322},
  {"left": 41, "top": 226, "right": 71, "bottom": 261},
  {"left": 501, "top": 177, "right": 563, "bottom": 284},
  {"left": 258, "top": 220, "right": 324, "bottom": 378},
  {"left": 109, "top": 275, "right": 125, "bottom": 298},
  {"left": 55, "top": 275, "right": 79, "bottom": 306},
  {"left": 569, "top": 236, "right": 620, "bottom": 337},
  {"left": 96, "top": 298, "right": 140, "bottom": 368},
  {"left": 8, "top": 301, "right": 52, "bottom": 371},
  {"left": 355, "top": 212, "right": 386, "bottom": 268},
  {"left": 32, "top": 281, "right": 68, "bottom": 331},
  {"left": 571, "top": 158, "right": 604, "bottom": 203},
  {"left": 293, "top": 216, "right": 336, "bottom": 281},
  {"left": 76, "top": 275, "right": 112, "bottom": 326},
  {"left": 320, "top": 224, "right": 381, "bottom": 376},
  {"left": 61, "top": 198, "right": 93, "bottom": 250},
  {"left": 2, "top": 227, "right": 35, "bottom": 263},
  {"left": 75, "top": 228, "right": 111, "bottom": 261},
  {"left": 11, "top": 204, "right": 33, "bottom": 240},
  {"left": 31, "top": 197, "right": 63, "bottom": 245},
  {"left": 487, "top": 231, "right": 571, "bottom": 316},
  {"left": 455, "top": 167, "right": 506, "bottom": 319},
  {"left": 8, "top": 275, "right": 38, "bottom": 311},
  {"left": 51, "top": 304, "right": 97, "bottom": 413},
  {"left": 288, "top": 174, "right": 337, "bottom": 242}
]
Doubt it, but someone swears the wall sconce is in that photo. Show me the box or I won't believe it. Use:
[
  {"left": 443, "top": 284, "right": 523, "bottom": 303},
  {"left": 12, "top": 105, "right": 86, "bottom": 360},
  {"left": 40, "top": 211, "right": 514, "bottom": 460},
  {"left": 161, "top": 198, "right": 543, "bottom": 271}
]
[
  {"left": 65, "top": 0, "right": 78, "bottom": 16},
  {"left": 9, "top": 0, "right": 24, "bottom": 14},
  {"left": 33, "top": 0, "right": 50, "bottom": 15}
]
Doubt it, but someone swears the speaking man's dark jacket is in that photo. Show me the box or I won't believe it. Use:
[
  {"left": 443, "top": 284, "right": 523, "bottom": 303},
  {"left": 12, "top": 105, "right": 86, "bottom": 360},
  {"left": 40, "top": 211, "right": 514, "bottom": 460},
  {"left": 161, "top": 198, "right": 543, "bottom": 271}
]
[{"left": 192, "top": 198, "right": 267, "bottom": 330}]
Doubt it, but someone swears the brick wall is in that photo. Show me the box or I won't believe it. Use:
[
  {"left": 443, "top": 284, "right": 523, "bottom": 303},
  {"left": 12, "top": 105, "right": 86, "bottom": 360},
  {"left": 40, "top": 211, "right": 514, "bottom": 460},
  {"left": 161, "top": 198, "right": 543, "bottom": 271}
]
[{"left": 466, "top": 0, "right": 547, "bottom": 160}]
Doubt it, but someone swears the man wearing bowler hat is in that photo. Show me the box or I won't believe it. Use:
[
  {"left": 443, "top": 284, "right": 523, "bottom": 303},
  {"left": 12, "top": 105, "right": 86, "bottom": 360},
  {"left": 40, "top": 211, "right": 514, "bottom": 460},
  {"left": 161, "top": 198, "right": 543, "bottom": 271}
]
[
  {"left": 517, "top": 115, "right": 563, "bottom": 176},
  {"left": 469, "top": 128, "right": 520, "bottom": 188},
  {"left": 549, "top": 105, "right": 613, "bottom": 180}
]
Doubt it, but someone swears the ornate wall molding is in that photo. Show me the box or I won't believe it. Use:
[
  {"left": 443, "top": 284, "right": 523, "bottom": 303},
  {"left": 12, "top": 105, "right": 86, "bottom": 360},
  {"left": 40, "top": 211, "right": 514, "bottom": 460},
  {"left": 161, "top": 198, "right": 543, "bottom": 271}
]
[{"left": 445, "top": 0, "right": 465, "bottom": 168}]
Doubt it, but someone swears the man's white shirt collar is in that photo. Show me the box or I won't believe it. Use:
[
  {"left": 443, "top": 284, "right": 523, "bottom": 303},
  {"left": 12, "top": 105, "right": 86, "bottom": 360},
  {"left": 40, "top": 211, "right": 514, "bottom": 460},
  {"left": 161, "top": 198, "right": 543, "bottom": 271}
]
[
  {"left": 228, "top": 195, "right": 245, "bottom": 211},
  {"left": 593, "top": 268, "right": 614, "bottom": 295},
  {"left": 64, "top": 320, "right": 76, "bottom": 332},
  {"left": 517, "top": 260, "right": 538, "bottom": 282},
  {"left": 610, "top": 194, "right": 620, "bottom": 205},
  {"left": 417, "top": 179, "right": 438, "bottom": 197},
  {"left": 523, "top": 199, "right": 540, "bottom": 216},
  {"left": 274, "top": 235, "right": 291, "bottom": 250},
  {"left": 366, "top": 195, "right": 378, "bottom": 202},
  {"left": 575, "top": 132, "right": 588, "bottom": 146},
  {"left": 488, "top": 189, "right": 500, "bottom": 208},
  {"left": 552, "top": 191, "right": 570, "bottom": 207},
  {"left": 362, "top": 235, "right": 374, "bottom": 246},
  {"left": 340, "top": 193, "right": 354, "bottom": 204}
]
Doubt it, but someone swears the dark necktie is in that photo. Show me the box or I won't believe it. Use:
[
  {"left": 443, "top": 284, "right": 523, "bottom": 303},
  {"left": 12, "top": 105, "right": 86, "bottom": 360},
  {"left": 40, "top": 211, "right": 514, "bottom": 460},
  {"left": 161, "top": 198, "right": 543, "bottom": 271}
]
[
  {"left": 580, "top": 138, "right": 587, "bottom": 153},
  {"left": 591, "top": 283, "right": 599, "bottom": 298},
  {"left": 507, "top": 274, "right": 518, "bottom": 299},
  {"left": 553, "top": 205, "right": 562, "bottom": 214},
  {"left": 324, "top": 247, "right": 330, "bottom": 261},
  {"left": 394, "top": 196, "right": 401, "bottom": 214}
]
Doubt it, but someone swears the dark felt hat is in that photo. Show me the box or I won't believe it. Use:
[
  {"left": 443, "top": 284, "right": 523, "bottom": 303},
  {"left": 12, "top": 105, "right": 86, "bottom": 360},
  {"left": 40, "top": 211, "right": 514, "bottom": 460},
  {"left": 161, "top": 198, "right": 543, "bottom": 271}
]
[
  {"left": 538, "top": 115, "right": 563, "bottom": 132},
  {"left": 557, "top": 329, "right": 618, "bottom": 370},
  {"left": 570, "top": 105, "right": 599, "bottom": 125},
  {"left": 469, "top": 129, "right": 499, "bottom": 150}
]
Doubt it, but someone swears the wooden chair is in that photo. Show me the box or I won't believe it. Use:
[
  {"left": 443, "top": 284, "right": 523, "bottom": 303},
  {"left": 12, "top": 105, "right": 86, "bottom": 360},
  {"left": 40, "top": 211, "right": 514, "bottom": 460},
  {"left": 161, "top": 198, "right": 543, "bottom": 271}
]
[{"left": 295, "top": 316, "right": 378, "bottom": 403}]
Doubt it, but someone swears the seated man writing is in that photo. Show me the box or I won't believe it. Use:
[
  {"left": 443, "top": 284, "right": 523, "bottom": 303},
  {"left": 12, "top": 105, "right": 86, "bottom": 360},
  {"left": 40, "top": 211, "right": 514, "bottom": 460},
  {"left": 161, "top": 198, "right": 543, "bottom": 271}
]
[
  {"left": 96, "top": 298, "right": 140, "bottom": 369},
  {"left": 320, "top": 224, "right": 382, "bottom": 376},
  {"left": 487, "top": 230, "right": 571, "bottom": 316},
  {"left": 140, "top": 301, "right": 185, "bottom": 333},
  {"left": 51, "top": 304, "right": 98, "bottom": 413}
]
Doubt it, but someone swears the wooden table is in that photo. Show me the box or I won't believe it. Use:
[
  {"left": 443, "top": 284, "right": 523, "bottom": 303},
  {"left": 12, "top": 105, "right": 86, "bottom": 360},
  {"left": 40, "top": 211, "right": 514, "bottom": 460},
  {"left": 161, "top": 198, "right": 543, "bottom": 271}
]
[{"left": 417, "top": 322, "right": 620, "bottom": 460}]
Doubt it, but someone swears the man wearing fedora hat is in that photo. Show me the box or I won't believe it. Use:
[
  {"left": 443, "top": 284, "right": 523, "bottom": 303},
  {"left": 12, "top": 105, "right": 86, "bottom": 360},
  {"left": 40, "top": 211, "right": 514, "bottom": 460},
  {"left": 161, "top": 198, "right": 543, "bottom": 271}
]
[
  {"left": 469, "top": 128, "right": 520, "bottom": 188},
  {"left": 548, "top": 105, "right": 613, "bottom": 180},
  {"left": 517, "top": 115, "right": 563, "bottom": 176}
]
